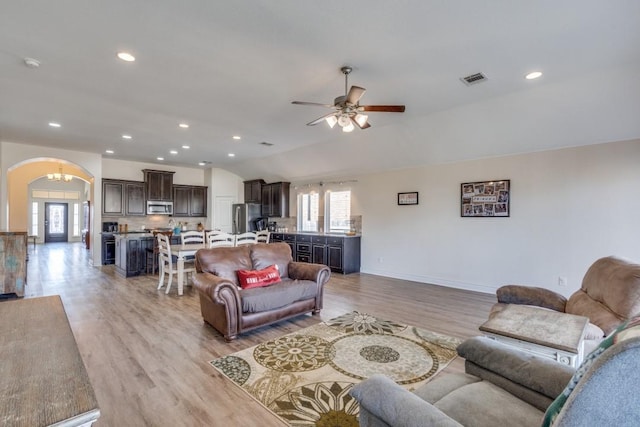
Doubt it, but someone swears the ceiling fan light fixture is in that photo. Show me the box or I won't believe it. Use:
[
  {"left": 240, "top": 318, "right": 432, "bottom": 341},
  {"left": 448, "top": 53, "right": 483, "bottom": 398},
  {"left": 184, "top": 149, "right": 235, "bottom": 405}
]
[
  {"left": 342, "top": 121, "right": 355, "bottom": 132},
  {"left": 355, "top": 113, "right": 369, "bottom": 127},
  {"left": 326, "top": 115, "right": 338, "bottom": 128},
  {"left": 337, "top": 115, "right": 351, "bottom": 128}
]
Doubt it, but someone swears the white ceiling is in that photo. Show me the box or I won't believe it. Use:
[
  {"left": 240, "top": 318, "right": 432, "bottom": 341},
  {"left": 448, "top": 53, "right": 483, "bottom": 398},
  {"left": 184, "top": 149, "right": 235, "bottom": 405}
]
[{"left": 1, "top": 1, "right": 639, "bottom": 182}]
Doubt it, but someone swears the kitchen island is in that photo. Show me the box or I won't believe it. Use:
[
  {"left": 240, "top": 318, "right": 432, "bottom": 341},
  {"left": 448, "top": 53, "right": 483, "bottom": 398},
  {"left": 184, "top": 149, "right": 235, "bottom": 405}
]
[{"left": 114, "top": 232, "right": 182, "bottom": 277}]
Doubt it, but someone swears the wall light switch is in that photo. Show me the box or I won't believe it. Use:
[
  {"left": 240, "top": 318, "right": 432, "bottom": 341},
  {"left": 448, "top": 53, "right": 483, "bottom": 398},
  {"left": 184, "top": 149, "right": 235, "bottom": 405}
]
[{"left": 558, "top": 276, "right": 567, "bottom": 287}]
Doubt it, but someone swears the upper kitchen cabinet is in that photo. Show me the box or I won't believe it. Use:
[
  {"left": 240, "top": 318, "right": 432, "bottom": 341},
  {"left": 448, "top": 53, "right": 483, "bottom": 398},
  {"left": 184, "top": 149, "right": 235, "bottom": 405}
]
[
  {"left": 103, "top": 179, "right": 146, "bottom": 216},
  {"left": 143, "top": 169, "right": 174, "bottom": 201},
  {"left": 244, "top": 179, "right": 265, "bottom": 203},
  {"left": 173, "top": 185, "right": 207, "bottom": 217},
  {"left": 261, "top": 182, "right": 290, "bottom": 218},
  {"left": 125, "top": 181, "right": 145, "bottom": 216},
  {"left": 102, "top": 179, "right": 124, "bottom": 216}
]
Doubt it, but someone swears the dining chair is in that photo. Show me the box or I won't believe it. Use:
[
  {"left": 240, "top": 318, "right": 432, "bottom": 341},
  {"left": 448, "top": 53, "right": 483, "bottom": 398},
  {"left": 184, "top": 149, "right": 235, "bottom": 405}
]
[
  {"left": 145, "top": 230, "right": 173, "bottom": 274},
  {"left": 157, "top": 233, "right": 195, "bottom": 294},
  {"left": 180, "top": 230, "right": 205, "bottom": 245},
  {"left": 206, "top": 231, "right": 235, "bottom": 248},
  {"left": 256, "top": 230, "right": 270, "bottom": 243},
  {"left": 180, "top": 230, "right": 205, "bottom": 261},
  {"left": 234, "top": 232, "right": 258, "bottom": 246}
]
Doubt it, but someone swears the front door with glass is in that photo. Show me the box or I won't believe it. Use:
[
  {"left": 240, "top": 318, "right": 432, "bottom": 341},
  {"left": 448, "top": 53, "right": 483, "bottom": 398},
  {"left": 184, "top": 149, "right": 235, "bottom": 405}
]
[{"left": 44, "top": 202, "right": 68, "bottom": 243}]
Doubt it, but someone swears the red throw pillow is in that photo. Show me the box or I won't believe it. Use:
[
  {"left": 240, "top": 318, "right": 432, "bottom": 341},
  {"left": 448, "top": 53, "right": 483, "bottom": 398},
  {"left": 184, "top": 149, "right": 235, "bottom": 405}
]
[{"left": 237, "top": 264, "right": 281, "bottom": 289}]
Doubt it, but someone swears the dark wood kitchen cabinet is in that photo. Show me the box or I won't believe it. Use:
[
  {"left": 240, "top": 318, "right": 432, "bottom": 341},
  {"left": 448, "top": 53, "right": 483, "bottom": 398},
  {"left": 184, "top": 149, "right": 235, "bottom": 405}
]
[
  {"left": 143, "top": 169, "right": 174, "bottom": 201},
  {"left": 173, "top": 185, "right": 207, "bottom": 217},
  {"left": 125, "top": 181, "right": 145, "bottom": 216},
  {"left": 272, "top": 233, "right": 360, "bottom": 274},
  {"left": 244, "top": 179, "right": 265, "bottom": 203},
  {"left": 103, "top": 179, "right": 146, "bottom": 216},
  {"left": 102, "top": 179, "right": 124, "bottom": 216},
  {"left": 261, "top": 182, "right": 290, "bottom": 218}
]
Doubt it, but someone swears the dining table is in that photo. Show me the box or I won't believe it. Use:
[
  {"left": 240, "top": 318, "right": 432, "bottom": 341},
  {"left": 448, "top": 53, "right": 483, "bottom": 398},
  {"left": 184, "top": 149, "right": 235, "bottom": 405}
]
[{"left": 170, "top": 243, "right": 207, "bottom": 295}]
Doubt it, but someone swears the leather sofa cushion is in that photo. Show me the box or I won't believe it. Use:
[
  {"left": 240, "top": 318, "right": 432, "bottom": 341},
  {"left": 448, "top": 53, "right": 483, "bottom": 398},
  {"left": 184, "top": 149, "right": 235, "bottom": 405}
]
[
  {"left": 567, "top": 256, "right": 640, "bottom": 334},
  {"left": 250, "top": 242, "right": 293, "bottom": 279},
  {"left": 195, "top": 246, "right": 252, "bottom": 287},
  {"left": 240, "top": 278, "right": 317, "bottom": 313}
]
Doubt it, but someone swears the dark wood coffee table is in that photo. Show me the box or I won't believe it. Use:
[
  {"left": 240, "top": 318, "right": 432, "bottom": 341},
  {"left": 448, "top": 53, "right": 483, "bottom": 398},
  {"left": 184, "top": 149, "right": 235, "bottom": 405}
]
[
  {"left": 479, "top": 304, "right": 589, "bottom": 367},
  {"left": 0, "top": 296, "right": 100, "bottom": 426}
]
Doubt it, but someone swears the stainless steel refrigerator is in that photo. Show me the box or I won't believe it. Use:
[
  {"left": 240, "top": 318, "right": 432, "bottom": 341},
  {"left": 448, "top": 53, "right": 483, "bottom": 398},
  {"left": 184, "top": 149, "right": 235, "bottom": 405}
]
[{"left": 232, "top": 203, "right": 262, "bottom": 234}]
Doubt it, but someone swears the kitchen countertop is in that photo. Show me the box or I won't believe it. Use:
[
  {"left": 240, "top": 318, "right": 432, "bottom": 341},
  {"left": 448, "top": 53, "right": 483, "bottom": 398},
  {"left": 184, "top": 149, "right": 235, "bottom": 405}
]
[
  {"left": 274, "top": 231, "right": 361, "bottom": 238},
  {"left": 103, "top": 231, "right": 362, "bottom": 238}
]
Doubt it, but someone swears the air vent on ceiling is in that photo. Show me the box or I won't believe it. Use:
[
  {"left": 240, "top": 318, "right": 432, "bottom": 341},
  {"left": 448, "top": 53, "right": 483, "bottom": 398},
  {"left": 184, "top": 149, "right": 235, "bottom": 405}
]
[
  {"left": 260, "top": 141, "right": 274, "bottom": 146},
  {"left": 460, "top": 72, "right": 488, "bottom": 86}
]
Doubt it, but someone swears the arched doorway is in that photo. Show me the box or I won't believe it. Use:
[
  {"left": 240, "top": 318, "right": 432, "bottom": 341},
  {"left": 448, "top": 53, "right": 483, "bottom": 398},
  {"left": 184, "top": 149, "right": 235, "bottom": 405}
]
[{"left": 7, "top": 159, "right": 93, "bottom": 245}]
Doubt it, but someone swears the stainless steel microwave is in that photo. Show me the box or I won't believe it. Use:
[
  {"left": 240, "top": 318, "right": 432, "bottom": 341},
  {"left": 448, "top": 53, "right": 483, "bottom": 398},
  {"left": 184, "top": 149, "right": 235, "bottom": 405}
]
[{"left": 147, "top": 200, "right": 173, "bottom": 215}]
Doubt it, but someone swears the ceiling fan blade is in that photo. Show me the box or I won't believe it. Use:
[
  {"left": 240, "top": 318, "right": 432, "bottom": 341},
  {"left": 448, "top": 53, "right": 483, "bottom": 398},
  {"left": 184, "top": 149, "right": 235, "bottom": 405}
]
[
  {"left": 361, "top": 105, "right": 406, "bottom": 113},
  {"left": 306, "top": 112, "right": 337, "bottom": 126},
  {"left": 352, "top": 117, "right": 371, "bottom": 130},
  {"left": 346, "top": 86, "right": 366, "bottom": 105},
  {"left": 292, "top": 101, "right": 334, "bottom": 108}
]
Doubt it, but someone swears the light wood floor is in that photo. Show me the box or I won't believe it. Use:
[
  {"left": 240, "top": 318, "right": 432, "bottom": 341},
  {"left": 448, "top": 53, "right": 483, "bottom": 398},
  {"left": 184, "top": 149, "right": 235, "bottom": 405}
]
[{"left": 23, "top": 242, "right": 496, "bottom": 426}]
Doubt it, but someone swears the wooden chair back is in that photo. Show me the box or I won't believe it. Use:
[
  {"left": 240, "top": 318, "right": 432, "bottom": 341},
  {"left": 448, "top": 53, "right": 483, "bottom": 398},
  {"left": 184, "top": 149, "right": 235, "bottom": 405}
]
[
  {"left": 206, "top": 231, "right": 235, "bottom": 248},
  {"left": 235, "top": 232, "right": 258, "bottom": 246},
  {"left": 180, "top": 230, "right": 205, "bottom": 245},
  {"left": 256, "top": 230, "right": 270, "bottom": 243}
]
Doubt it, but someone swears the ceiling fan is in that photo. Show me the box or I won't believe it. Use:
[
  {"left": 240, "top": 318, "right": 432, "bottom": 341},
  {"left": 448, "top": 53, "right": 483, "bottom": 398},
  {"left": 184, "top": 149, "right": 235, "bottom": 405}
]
[{"left": 292, "top": 66, "right": 406, "bottom": 132}]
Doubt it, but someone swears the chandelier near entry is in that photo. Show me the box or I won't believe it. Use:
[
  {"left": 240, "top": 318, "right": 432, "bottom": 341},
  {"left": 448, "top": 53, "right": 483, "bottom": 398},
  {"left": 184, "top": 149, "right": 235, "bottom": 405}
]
[{"left": 47, "top": 165, "right": 73, "bottom": 182}]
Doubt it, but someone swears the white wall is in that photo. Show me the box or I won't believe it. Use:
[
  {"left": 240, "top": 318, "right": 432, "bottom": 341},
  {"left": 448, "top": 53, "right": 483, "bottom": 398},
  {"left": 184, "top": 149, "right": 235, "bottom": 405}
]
[{"left": 357, "top": 138, "right": 640, "bottom": 296}]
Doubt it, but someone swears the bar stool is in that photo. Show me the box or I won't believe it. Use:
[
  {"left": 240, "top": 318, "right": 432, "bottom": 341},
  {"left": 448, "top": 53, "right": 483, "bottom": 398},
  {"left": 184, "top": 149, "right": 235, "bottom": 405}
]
[{"left": 145, "top": 230, "right": 173, "bottom": 274}]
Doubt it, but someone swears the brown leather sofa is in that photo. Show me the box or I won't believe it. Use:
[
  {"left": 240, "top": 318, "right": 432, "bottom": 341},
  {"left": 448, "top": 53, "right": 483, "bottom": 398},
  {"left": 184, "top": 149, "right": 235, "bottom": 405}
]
[{"left": 192, "top": 242, "right": 331, "bottom": 341}]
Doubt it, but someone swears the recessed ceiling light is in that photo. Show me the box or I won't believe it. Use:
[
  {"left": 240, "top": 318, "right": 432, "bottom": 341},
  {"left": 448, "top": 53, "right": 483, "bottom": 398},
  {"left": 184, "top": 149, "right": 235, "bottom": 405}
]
[
  {"left": 169, "top": 150, "right": 178, "bottom": 155},
  {"left": 525, "top": 71, "right": 543, "bottom": 80},
  {"left": 232, "top": 136, "right": 241, "bottom": 140},
  {"left": 23, "top": 57, "right": 41, "bottom": 69},
  {"left": 117, "top": 52, "right": 135, "bottom": 62},
  {"left": 182, "top": 145, "right": 190, "bottom": 149},
  {"left": 198, "top": 162, "right": 206, "bottom": 166},
  {"left": 122, "top": 134, "right": 132, "bottom": 140},
  {"left": 157, "top": 157, "right": 164, "bottom": 161},
  {"left": 179, "top": 123, "right": 189, "bottom": 129},
  {"left": 105, "top": 149, "right": 114, "bottom": 154},
  {"left": 48, "top": 122, "right": 61, "bottom": 128},
  {"left": 228, "top": 153, "right": 235, "bottom": 157}
]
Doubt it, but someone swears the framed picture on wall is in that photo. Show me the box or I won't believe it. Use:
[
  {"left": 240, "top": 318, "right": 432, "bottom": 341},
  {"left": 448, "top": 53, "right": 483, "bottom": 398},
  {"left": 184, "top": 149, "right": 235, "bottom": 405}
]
[
  {"left": 461, "top": 180, "right": 510, "bottom": 217},
  {"left": 398, "top": 192, "right": 419, "bottom": 205}
]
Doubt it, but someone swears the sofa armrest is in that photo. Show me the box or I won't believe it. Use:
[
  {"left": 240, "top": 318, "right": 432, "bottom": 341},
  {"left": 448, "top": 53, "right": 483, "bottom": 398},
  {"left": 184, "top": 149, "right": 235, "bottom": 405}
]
[
  {"left": 457, "top": 336, "right": 574, "bottom": 400},
  {"left": 288, "top": 262, "right": 331, "bottom": 285},
  {"left": 192, "top": 272, "right": 242, "bottom": 319},
  {"left": 350, "top": 374, "right": 463, "bottom": 427},
  {"left": 496, "top": 285, "right": 568, "bottom": 312}
]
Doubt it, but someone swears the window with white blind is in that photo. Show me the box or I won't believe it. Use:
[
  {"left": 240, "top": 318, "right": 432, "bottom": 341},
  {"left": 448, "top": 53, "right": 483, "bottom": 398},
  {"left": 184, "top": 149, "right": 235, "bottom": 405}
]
[
  {"left": 297, "top": 192, "right": 320, "bottom": 232},
  {"left": 325, "top": 190, "right": 351, "bottom": 233}
]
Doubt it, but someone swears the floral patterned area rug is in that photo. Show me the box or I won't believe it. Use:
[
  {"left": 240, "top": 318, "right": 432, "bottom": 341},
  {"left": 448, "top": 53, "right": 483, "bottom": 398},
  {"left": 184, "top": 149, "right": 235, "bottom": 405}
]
[{"left": 210, "top": 311, "right": 463, "bottom": 426}]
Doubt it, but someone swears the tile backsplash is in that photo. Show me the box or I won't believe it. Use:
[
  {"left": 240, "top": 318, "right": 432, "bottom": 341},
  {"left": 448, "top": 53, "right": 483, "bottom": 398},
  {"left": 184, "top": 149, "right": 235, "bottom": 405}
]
[{"left": 110, "top": 216, "right": 206, "bottom": 231}]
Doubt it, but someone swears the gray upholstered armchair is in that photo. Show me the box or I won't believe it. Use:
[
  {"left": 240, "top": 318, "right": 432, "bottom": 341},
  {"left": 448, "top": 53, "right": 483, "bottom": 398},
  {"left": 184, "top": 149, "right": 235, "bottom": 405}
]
[
  {"left": 351, "top": 333, "right": 640, "bottom": 426},
  {"left": 491, "top": 256, "right": 640, "bottom": 350}
]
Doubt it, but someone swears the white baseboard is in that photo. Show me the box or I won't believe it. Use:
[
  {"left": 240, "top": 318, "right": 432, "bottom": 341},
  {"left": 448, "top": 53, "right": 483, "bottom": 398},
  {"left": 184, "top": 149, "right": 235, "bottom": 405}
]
[{"left": 360, "top": 268, "right": 496, "bottom": 295}]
